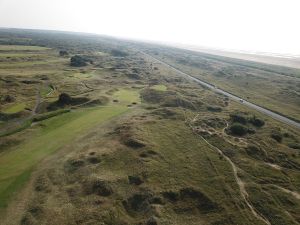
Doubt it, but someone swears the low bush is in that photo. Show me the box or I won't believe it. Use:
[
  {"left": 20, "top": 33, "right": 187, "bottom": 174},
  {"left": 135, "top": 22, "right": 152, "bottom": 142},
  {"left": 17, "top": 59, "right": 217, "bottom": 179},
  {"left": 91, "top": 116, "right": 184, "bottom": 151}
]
[
  {"left": 0, "top": 111, "right": 28, "bottom": 121},
  {"left": 124, "top": 137, "right": 146, "bottom": 148},
  {"left": 230, "top": 113, "right": 265, "bottom": 128},
  {"left": 47, "top": 93, "right": 90, "bottom": 110},
  {"left": 141, "top": 89, "right": 165, "bottom": 104},
  {"left": 128, "top": 175, "right": 144, "bottom": 185},
  {"left": 271, "top": 131, "right": 283, "bottom": 143},
  {"left": 70, "top": 55, "right": 90, "bottom": 67},
  {"left": 207, "top": 105, "right": 222, "bottom": 112},
  {"left": 59, "top": 50, "right": 68, "bottom": 56},
  {"left": 110, "top": 49, "right": 128, "bottom": 57},
  {"left": 1, "top": 94, "right": 15, "bottom": 103},
  {"left": 230, "top": 113, "right": 247, "bottom": 124},
  {"left": 85, "top": 177, "right": 113, "bottom": 196},
  {"left": 249, "top": 116, "right": 265, "bottom": 127},
  {"left": 229, "top": 123, "right": 248, "bottom": 136},
  {"left": 162, "top": 96, "right": 196, "bottom": 110},
  {"left": 246, "top": 144, "right": 267, "bottom": 159},
  {"left": 288, "top": 143, "right": 300, "bottom": 150},
  {"left": 0, "top": 118, "right": 32, "bottom": 137}
]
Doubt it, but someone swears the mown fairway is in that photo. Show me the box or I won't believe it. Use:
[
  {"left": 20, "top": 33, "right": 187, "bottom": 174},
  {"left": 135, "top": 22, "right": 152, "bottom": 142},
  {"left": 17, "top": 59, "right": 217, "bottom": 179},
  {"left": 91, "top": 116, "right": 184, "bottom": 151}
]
[{"left": 0, "top": 89, "right": 139, "bottom": 211}]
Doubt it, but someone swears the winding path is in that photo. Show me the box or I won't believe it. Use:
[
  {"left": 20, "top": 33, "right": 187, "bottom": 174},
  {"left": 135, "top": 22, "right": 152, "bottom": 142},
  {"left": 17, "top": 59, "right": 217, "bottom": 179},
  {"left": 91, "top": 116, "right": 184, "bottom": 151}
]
[
  {"left": 186, "top": 115, "right": 271, "bottom": 224},
  {"left": 199, "top": 133, "right": 271, "bottom": 225}
]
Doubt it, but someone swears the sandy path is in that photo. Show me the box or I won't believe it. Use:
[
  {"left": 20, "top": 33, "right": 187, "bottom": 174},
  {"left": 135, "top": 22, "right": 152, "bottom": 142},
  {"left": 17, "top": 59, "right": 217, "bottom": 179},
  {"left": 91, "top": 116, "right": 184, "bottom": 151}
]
[{"left": 199, "top": 135, "right": 271, "bottom": 225}]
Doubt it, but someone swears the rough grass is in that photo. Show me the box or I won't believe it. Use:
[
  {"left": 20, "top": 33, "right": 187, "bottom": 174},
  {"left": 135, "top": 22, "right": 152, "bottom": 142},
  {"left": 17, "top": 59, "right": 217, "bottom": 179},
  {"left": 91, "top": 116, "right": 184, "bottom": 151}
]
[
  {"left": 1, "top": 34, "right": 299, "bottom": 225},
  {"left": 32, "top": 109, "right": 70, "bottom": 122},
  {"left": 2, "top": 103, "right": 26, "bottom": 114},
  {"left": 15, "top": 116, "right": 267, "bottom": 225},
  {"left": 0, "top": 118, "right": 32, "bottom": 138},
  {"left": 0, "top": 45, "right": 50, "bottom": 51},
  {"left": 0, "top": 89, "right": 140, "bottom": 213},
  {"left": 147, "top": 47, "right": 300, "bottom": 121}
]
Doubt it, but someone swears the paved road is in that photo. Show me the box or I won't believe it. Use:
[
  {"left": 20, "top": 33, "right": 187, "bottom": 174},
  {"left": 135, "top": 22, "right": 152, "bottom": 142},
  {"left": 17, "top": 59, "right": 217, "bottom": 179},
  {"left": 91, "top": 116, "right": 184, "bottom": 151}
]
[{"left": 141, "top": 51, "right": 300, "bottom": 129}]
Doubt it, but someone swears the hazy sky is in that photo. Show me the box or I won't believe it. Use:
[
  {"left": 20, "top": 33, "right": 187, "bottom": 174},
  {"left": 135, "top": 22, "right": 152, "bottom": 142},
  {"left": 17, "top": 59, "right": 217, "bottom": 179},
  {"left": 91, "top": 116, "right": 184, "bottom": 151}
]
[{"left": 0, "top": 0, "right": 299, "bottom": 55}]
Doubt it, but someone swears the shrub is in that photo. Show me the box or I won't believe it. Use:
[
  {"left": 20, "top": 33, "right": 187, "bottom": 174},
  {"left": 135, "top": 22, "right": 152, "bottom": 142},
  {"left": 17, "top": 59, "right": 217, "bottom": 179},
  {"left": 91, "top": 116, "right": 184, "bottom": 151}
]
[
  {"left": 271, "top": 132, "right": 283, "bottom": 143},
  {"left": 70, "top": 55, "right": 88, "bottom": 67},
  {"left": 84, "top": 176, "right": 113, "bottom": 196},
  {"left": 123, "top": 192, "right": 152, "bottom": 213},
  {"left": 58, "top": 93, "right": 72, "bottom": 104},
  {"left": 163, "top": 96, "right": 196, "bottom": 110},
  {"left": 128, "top": 175, "right": 143, "bottom": 185},
  {"left": 59, "top": 50, "right": 68, "bottom": 56},
  {"left": 249, "top": 116, "right": 265, "bottom": 127},
  {"left": 110, "top": 49, "right": 128, "bottom": 57},
  {"left": 288, "top": 143, "right": 300, "bottom": 150},
  {"left": 1, "top": 94, "right": 15, "bottom": 103},
  {"left": 230, "top": 113, "right": 247, "bottom": 124},
  {"left": 124, "top": 137, "right": 146, "bottom": 148},
  {"left": 162, "top": 191, "right": 179, "bottom": 202},
  {"left": 87, "top": 156, "right": 101, "bottom": 164},
  {"left": 141, "top": 89, "right": 165, "bottom": 104},
  {"left": 229, "top": 123, "right": 248, "bottom": 136},
  {"left": 246, "top": 144, "right": 267, "bottom": 159},
  {"left": 207, "top": 105, "right": 222, "bottom": 112},
  {"left": 47, "top": 93, "right": 90, "bottom": 110}
]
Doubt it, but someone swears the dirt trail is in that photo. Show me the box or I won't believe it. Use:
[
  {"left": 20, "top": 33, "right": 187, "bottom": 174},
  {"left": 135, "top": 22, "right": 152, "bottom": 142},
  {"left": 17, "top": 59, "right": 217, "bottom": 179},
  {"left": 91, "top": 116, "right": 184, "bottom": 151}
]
[
  {"left": 265, "top": 162, "right": 282, "bottom": 170},
  {"left": 200, "top": 136, "right": 271, "bottom": 225},
  {"left": 271, "top": 185, "right": 300, "bottom": 200},
  {"left": 32, "top": 88, "right": 41, "bottom": 115},
  {"left": 186, "top": 116, "right": 271, "bottom": 225}
]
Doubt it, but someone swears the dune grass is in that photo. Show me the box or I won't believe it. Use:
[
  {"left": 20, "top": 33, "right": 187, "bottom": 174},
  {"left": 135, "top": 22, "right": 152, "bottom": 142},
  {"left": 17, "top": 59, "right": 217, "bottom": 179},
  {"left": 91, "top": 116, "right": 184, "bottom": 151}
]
[{"left": 0, "top": 89, "right": 139, "bottom": 212}]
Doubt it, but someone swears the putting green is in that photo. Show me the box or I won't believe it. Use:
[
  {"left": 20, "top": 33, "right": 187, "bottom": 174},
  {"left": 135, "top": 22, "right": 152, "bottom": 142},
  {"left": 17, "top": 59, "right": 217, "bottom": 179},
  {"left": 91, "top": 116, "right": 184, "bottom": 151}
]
[
  {"left": 113, "top": 89, "right": 141, "bottom": 104},
  {"left": 151, "top": 84, "right": 167, "bottom": 91}
]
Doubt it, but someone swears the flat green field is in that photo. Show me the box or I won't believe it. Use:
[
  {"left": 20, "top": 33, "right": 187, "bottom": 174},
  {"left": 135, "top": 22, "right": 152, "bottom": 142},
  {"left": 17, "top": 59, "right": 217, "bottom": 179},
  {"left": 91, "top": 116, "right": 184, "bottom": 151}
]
[
  {"left": 151, "top": 84, "right": 167, "bottom": 91},
  {"left": 113, "top": 89, "right": 141, "bottom": 104}
]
